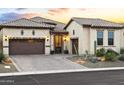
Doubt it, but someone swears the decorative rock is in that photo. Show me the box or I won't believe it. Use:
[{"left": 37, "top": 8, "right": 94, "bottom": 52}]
[
  {"left": 76, "top": 60, "right": 86, "bottom": 64},
  {"left": 101, "top": 57, "right": 106, "bottom": 62},
  {"left": 2, "top": 57, "right": 12, "bottom": 64}
]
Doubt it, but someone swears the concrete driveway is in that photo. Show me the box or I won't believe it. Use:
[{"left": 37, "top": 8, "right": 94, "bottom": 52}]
[{"left": 11, "top": 55, "right": 87, "bottom": 72}]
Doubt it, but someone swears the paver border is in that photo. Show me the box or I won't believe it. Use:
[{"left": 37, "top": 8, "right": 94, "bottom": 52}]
[{"left": 10, "top": 57, "right": 22, "bottom": 72}]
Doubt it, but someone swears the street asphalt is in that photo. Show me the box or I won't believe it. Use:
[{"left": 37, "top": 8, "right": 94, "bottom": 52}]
[{"left": 0, "top": 69, "right": 124, "bottom": 85}]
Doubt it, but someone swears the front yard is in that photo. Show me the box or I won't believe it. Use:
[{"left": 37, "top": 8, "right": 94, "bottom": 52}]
[
  {"left": 67, "top": 48, "right": 124, "bottom": 68},
  {"left": 67, "top": 56, "right": 124, "bottom": 68},
  {"left": 0, "top": 52, "right": 18, "bottom": 73},
  {"left": 0, "top": 63, "right": 18, "bottom": 73}
]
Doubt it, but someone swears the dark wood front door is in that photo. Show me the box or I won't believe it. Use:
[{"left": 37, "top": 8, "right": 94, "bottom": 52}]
[
  {"left": 54, "top": 35, "right": 63, "bottom": 54},
  {"left": 9, "top": 39, "right": 45, "bottom": 55},
  {"left": 71, "top": 39, "right": 78, "bottom": 54}
]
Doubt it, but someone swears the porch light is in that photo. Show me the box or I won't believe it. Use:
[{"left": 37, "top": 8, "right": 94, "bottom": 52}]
[
  {"left": 63, "top": 37, "right": 67, "bottom": 41},
  {"left": 3, "top": 35, "right": 8, "bottom": 41},
  {"left": 63, "top": 36, "right": 70, "bottom": 42},
  {"left": 46, "top": 36, "right": 50, "bottom": 41}
]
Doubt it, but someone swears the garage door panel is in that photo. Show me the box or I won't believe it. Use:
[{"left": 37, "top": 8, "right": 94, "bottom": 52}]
[{"left": 9, "top": 39, "right": 45, "bottom": 55}]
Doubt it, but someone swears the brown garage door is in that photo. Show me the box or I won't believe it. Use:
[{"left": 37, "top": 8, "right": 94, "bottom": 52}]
[{"left": 9, "top": 39, "right": 45, "bottom": 55}]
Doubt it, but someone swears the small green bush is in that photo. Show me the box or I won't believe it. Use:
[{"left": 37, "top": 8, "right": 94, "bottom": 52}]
[
  {"left": 120, "top": 48, "right": 124, "bottom": 54},
  {"left": 118, "top": 54, "right": 124, "bottom": 61},
  {"left": 107, "top": 49, "right": 119, "bottom": 55},
  {"left": 96, "top": 48, "right": 106, "bottom": 57},
  {"left": 105, "top": 49, "right": 118, "bottom": 61},
  {"left": 0, "top": 52, "right": 5, "bottom": 63}
]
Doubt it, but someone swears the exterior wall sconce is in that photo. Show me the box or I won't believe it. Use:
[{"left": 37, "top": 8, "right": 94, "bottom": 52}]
[
  {"left": 4, "top": 36, "right": 8, "bottom": 41},
  {"left": 63, "top": 36, "right": 70, "bottom": 42},
  {"left": 46, "top": 36, "right": 50, "bottom": 41},
  {"left": 63, "top": 37, "right": 67, "bottom": 42}
]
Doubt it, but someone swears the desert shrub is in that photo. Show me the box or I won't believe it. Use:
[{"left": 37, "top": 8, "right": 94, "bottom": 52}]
[
  {"left": 120, "top": 48, "right": 124, "bottom": 54},
  {"left": 96, "top": 48, "right": 106, "bottom": 57},
  {"left": 0, "top": 52, "right": 5, "bottom": 63},
  {"left": 107, "top": 49, "right": 119, "bottom": 55},
  {"left": 118, "top": 54, "right": 124, "bottom": 61},
  {"left": 105, "top": 49, "right": 118, "bottom": 61}
]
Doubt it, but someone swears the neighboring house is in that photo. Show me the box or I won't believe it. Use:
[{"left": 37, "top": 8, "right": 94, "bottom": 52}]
[
  {"left": 0, "top": 17, "right": 68, "bottom": 55},
  {"left": 64, "top": 17, "right": 124, "bottom": 55}
]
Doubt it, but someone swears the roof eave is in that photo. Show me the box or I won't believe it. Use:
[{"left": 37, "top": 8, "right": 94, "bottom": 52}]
[
  {"left": 81, "top": 24, "right": 122, "bottom": 28},
  {"left": 0, "top": 25, "right": 54, "bottom": 29},
  {"left": 64, "top": 19, "right": 73, "bottom": 30}
]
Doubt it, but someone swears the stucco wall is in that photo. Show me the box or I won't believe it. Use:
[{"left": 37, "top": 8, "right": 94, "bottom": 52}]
[
  {"left": 120, "top": 29, "right": 124, "bottom": 49},
  {"left": 82, "top": 27, "right": 90, "bottom": 54},
  {"left": 1, "top": 28, "right": 51, "bottom": 55},
  {"left": 50, "top": 34, "right": 54, "bottom": 51},
  {"left": 66, "top": 21, "right": 84, "bottom": 54},
  {"left": 66, "top": 20, "right": 122, "bottom": 55},
  {"left": 90, "top": 28, "right": 121, "bottom": 54}
]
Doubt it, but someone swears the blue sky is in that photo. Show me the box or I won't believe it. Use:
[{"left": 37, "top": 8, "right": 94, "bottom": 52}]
[
  {"left": 0, "top": 8, "right": 124, "bottom": 23},
  {"left": 0, "top": 8, "right": 49, "bottom": 23}
]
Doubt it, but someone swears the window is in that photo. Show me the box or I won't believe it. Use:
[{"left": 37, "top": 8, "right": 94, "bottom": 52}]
[
  {"left": 21, "top": 30, "right": 24, "bottom": 35},
  {"left": 97, "top": 31, "right": 103, "bottom": 45},
  {"left": 108, "top": 31, "right": 114, "bottom": 45},
  {"left": 32, "top": 30, "right": 35, "bottom": 35},
  {"left": 73, "top": 30, "right": 75, "bottom": 35}
]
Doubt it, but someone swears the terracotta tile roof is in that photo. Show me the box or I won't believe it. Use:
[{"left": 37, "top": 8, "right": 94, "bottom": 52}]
[
  {"left": 71, "top": 17, "right": 123, "bottom": 28},
  {"left": 0, "top": 18, "right": 55, "bottom": 28},
  {"left": 30, "top": 17, "right": 66, "bottom": 32}
]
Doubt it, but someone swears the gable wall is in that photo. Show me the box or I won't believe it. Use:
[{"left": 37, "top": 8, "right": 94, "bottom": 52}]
[
  {"left": 1, "top": 28, "right": 51, "bottom": 55},
  {"left": 66, "top": 21, "right": 90, "bottom": 54},
  {"left": 65, "top": 20, "right": 122, "bottom": 55},
  {"left": 90, "top": 28, "right": 121, "bottom": 54}
]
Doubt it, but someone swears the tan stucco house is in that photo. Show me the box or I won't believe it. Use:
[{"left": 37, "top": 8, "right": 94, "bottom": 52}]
[
  {"left": 0, "top": 17, "right": 68, "bottom": 55},
  {"left": 65, "top": 17, "right": 124, "bottom": 55},
  {"left": 0, "top": 16, "right": 124, "bottom": 55}
]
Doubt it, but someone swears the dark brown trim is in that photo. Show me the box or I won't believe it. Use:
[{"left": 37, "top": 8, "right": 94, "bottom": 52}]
[
  {"left": 50, "top": 31, "right": 68, "bottom": 35},
  {"left": 91, "top": 26, "right": 123, "bottom": 29},
  {"left": 64, "top": 19, "right": 73, "bottom": 30},
  {"left": 9, "top": 37, "right": 46, "bottom": 39},
  {"left": 3, "top": 46, "right": 8, "bottom": 48},
  {"left": 0, "top": 25, "right": 54, "bottom": 29}
]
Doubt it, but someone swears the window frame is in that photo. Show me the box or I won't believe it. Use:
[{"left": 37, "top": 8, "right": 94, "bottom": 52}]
[
  {"left": 73, "top": 30, "right": 75, "bottom": 35},
  {"left": 108, "top": 31, "right": 114, "bottom": 45},
  {"left": 97, "top": 30, "right": 104, "bottom": 46},
  {"left": 32, "top": 30, "right": 35, "bottom": 35},
  {"left": 21, "top": 30, "right": 24, "bottom": 35}
]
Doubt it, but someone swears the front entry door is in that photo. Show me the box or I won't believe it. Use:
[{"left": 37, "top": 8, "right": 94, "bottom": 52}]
[
  {"left": 54, "top": 35, "right": 63, "bottom": 54},
  {"left": 71, "top": 39, "right": 78, "bottom": 54}
]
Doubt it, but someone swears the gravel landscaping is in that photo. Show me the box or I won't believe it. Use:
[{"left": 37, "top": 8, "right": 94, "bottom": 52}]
[
  {"left": 67, "top": 56, "right": 124, "bottom": 68},
  {"left": 0, "top": 63, "right": 18, "bottom": 73}
]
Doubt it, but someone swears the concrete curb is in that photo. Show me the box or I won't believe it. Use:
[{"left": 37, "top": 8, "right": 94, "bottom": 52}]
[{"left": 0, "top": 67, "right": 124, "bottom": 77}]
